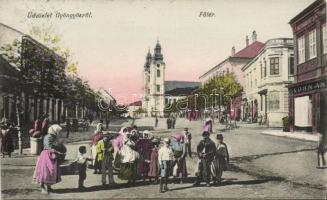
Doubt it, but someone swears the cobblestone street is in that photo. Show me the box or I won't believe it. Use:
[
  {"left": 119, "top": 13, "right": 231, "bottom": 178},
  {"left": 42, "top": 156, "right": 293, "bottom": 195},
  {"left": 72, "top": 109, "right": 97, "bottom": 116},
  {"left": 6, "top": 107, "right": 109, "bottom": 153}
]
[{"left": 1, "top": 118, "right": 326, "bottom": 199}]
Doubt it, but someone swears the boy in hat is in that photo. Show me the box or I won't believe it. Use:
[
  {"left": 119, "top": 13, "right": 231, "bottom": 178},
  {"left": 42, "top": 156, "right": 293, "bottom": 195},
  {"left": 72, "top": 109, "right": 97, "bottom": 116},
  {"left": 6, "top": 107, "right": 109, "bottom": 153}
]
[{"left": 158, "top": 138, "right": 174, "bottom": 193}]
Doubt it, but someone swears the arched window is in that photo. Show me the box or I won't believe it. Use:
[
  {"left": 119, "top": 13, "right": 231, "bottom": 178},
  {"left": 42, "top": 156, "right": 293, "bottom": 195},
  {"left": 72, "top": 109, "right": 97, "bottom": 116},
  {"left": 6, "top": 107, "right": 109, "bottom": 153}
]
[{"left": 157, "top": 69, "right": 160, "bottom": 77}]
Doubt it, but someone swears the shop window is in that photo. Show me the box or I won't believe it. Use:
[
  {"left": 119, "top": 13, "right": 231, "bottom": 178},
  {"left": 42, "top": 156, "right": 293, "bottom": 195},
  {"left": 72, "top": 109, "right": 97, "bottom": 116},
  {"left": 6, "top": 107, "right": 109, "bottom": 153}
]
[
  {"left": 270, "top": 57, "right": 279, "bottom": 75},
  {"left": 268, "top": 92, "right": 279, "bottom": 111},
  {"left": 322, "top": 23, "right": 327, "bottom": 54},
  {"left": 298, "top": 36, "right": 305, "bottom": 64}
]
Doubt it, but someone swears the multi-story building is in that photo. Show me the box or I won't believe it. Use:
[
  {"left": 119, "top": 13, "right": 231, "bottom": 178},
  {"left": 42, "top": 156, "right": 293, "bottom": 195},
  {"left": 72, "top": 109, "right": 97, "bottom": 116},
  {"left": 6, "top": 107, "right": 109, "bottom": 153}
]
[
  {"left": 199, "top": 31, "right": 264, "bottom": 86},
  {"left": 242, "top": 38, "right": 294, "bottom": 127},
  {"left": 288, "top": 0, "right": 327, "bottom": 133},
  {"left": 199, "top": 31, "right": 264, "bottom": 120}
]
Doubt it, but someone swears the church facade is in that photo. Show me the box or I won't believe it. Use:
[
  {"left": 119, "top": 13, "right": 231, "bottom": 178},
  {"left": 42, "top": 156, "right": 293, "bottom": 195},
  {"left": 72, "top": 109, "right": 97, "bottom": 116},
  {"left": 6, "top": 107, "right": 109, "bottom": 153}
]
[{"left": 142, "top": 40, "right": 166, "bottom": 117}]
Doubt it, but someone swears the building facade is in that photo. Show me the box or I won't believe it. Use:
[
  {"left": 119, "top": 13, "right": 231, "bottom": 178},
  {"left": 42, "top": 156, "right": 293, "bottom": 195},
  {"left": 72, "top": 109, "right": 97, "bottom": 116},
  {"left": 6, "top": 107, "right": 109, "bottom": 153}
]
[
  {"left": 142, "top": 41, "right": 166, "bottom": 117},
  {"left": 288, "top": 0, "right": 327, "bottom": 133},
  {"left": 199, "top": 31, "right": 264, "bottom": 120},
  {"left": 242, "top": 38, "right": 294, "bottom": 127}
]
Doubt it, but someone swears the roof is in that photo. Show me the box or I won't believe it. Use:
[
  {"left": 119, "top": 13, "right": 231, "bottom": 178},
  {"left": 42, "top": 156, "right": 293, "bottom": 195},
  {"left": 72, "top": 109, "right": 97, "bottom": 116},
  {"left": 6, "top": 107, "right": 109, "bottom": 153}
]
[
  {"left": 164, "top": 81, "right": 201, "bottom": 92},
  {"left": 165, "top": 86, "right": 199, "bottom": 96},
  {"left": 199, "top": 41, "right": 265, "bottom": 79},
  {"left": 129, "top": 100, "right": 142, "bottom": 106},
  {"left": 289, "top": 0, "right": 325, "bottom": 24},
  {"left": 232, "top": 41, "right": 265, "bottom": 58}
]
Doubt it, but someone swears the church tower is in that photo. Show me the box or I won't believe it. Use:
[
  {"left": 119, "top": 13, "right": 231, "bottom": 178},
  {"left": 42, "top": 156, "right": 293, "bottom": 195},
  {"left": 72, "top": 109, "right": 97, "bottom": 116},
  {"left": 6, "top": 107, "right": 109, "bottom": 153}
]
[{"left": 142, "top": 40, "right": 166, "bottom": 117}]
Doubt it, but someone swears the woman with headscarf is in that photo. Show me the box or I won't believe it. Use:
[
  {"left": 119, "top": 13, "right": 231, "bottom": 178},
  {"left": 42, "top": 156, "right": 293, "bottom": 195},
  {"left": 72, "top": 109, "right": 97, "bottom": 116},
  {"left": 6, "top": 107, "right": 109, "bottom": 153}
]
[
  {"left": 211, "top": 134, "right": 229, "bottom": 185},
  {"left": 117, "top": 130, "right": 139, "bottom": 185},
  {"left": 136, "top": 130, "right": 151, "bottom": 182},
  {"left": 90, "top": 123, "right": 104, "bottom": 174},
  {"left": 33, "top": 124, "right": 65, "bottom": 194},
  {"left": 171, "top": 133, "right": 188, "bottom": 184},
  {"left": 112, "top": 127, "right": 128, "bottom": 169}
]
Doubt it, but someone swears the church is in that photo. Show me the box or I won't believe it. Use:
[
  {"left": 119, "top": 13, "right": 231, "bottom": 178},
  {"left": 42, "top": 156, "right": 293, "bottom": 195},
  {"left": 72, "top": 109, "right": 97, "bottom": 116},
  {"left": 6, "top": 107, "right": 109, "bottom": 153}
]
[{"left": 142, "top": 40, "right": 200, "bottom": 117}]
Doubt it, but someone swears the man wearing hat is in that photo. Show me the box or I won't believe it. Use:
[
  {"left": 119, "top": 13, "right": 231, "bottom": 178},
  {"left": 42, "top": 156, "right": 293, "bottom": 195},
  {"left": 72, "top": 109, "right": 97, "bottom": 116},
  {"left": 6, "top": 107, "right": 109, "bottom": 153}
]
[
  {"left": 96, "top": 132, "right": 115, "bottom": 187},
  {"left": 158, "top": 138, "right": 174, "bottom": 193},
  {"left": 194, "top": 131, "right": 216, "bottom": 187}
]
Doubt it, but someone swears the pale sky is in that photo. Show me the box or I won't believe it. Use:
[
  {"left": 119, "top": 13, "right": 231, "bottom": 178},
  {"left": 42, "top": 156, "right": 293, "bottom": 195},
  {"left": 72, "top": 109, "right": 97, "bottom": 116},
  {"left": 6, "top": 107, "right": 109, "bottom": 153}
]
[{"left": 0, "top": 0, "right": 314, "bottom": 104}]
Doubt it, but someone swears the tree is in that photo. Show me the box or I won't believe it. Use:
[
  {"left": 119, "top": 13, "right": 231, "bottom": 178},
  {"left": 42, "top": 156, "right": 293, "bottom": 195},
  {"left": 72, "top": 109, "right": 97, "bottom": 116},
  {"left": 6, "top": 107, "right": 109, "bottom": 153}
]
[{"left": 188, "top": 73, "right": 243, "bottom": 111}]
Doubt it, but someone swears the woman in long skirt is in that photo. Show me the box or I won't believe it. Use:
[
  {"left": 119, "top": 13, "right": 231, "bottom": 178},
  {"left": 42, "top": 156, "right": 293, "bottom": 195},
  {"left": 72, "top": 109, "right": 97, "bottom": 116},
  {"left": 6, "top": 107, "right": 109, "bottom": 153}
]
[
  {"left": 211, "top": 134, "right": 229, "bottom": 185},
  {"left": 33, "top": 124, "right": 65, "bottom": 194},
  {"left": 148, "top": 138, "right": 159, "bottom": 184},
  {"left": 90, "top": 123, "right": 104, "bottom": 174}
]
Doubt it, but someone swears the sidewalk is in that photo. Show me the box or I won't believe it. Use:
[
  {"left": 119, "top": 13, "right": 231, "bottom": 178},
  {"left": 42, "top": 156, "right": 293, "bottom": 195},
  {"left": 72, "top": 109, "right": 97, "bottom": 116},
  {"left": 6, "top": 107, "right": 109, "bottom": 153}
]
[{"left": 262, "top": 130, "right": 319, "bottom": 142}]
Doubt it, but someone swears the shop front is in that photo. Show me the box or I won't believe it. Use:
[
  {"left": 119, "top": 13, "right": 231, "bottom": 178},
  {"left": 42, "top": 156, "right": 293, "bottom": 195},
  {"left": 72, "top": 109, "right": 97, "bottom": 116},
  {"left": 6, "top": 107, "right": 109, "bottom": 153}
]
[{"left": 288, "top": 77, "right": 327, "bottom": 133}]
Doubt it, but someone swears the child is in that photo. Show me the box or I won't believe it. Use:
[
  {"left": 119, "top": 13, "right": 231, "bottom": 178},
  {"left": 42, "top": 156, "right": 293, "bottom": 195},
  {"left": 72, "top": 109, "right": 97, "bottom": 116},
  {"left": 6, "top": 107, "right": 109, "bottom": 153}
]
[
  {"left": 212, "top": 134, "right": 229, "bottom": 185},
  {"left": 158, "top": 138, "right": 174, "bottom": 193},
  {"left": 148, "top": 138, "right": 159, "bottom": 184},
  {"left": 74, "top": 146, "right": 90, "bottom": 189}
]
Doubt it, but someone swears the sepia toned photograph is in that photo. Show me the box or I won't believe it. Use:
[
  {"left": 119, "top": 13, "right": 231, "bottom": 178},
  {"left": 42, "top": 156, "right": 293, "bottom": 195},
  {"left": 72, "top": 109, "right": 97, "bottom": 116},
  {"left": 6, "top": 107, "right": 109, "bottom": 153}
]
[{"left": 0, "top": 0, "right": 326, "bottom": 199}]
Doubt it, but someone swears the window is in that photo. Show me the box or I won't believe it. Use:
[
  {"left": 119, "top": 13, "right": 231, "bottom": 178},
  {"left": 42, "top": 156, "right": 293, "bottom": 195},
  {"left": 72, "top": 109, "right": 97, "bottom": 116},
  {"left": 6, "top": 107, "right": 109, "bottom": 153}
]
[
  {"left": 289, "top": 56, "right": 294, "bottom": 75},
  {"left": 250, "top": 72, "right": 253, "bottom": 88},
  {"left": 260, "top": 63, "right": 263, "bottom": 79},
  {"left": 156, "top": 85, "right": 160, "bottom": 92},
  {"left": 323, "top": 23, "right": 327, "bottom": 54},
  {"left": 157, "top": 69, "right": 160, "bottom": 77},
  {"left": 270, "top": 57, "right": 279, "bottom": 75},
  {"left": 157, "top": 64, "right": 160, "bottom": 68},
  {"left": 268, "top": 92, "right": 280, "bottom": 111},
  {"left": 263, "top": 59, "right": 267, "bottom": 77},
  {"left": 298, "top": 36, "right": 305, "bottom": 64},
  {"left": 309, "top": 29, "right": 317, "bottom": 59}
]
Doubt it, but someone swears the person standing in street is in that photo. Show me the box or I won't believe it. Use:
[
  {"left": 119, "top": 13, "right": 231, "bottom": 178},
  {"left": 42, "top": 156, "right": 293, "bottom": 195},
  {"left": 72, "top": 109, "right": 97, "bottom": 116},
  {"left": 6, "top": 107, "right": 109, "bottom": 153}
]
[
  {"left": 90, "top": 123, "right": 104, "bottom": 174},
  {"left": 158, "top": 138, "right": 174, "bottom": 193},
  {"left": 66, "top": 118, "right": 71, "bottom": 138},
  {"left": 183, "top": 128, "right": 192, "bottom": 157},
  {"left": 96, "top": 134, "right": 116, "bottom": 187},
  {"left": 171, "top": 134, "right": 188, "bottom": 184},
  {"left": 148, "top": 138, "right": 160, "bottom": 184},
  {"left": 211, "top": 134, "right": 229, "bottom": 185},
  {"left": 0, "top": 119, "right": 14, "bottom": 158},
  {"left": 73, "top": 145, "right": 90, "bottom": 190},
  {"left": 194, "top": 131, "right": 216, "bottom": 187},
  {"left": 155, "top": 117, "right": 159, "bottom": 128},
  {"left": 33, "top": 124, "right": 64, "bottom": 194}
]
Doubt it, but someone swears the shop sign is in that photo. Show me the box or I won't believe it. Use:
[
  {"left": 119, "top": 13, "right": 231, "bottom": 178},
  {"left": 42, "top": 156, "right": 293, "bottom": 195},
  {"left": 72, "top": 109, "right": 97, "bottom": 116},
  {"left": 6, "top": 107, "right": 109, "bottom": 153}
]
[{"left": 289, "top": 80, "right": 327, "bottom": 94}]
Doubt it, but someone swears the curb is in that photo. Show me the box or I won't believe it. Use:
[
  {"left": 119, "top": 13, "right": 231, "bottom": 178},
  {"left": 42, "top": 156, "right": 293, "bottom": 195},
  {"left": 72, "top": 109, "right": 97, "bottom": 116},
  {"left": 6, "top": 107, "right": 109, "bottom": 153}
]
[{"left": 261, "top": 131, "right": 318, "bottom": 142}]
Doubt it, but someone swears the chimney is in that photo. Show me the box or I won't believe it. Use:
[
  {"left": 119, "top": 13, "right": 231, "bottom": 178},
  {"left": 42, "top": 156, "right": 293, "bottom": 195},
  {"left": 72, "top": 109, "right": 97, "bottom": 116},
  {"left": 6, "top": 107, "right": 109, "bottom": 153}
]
[
  {"left": 252, "top": 30, "right": 257, "bottom": 43},
  {"left": 246, "top": 36, "right": 249, "bottom": 47},
  {"left": 231, "top": 46, "right": 236, "bottom": 56}
]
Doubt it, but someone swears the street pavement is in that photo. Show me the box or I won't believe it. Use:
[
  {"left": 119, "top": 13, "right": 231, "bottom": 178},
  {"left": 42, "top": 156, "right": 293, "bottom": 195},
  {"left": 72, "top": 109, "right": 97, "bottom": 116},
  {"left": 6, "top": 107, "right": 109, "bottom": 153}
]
[{"left": 1, "top": 117, "right": 326, "bottom": 199}]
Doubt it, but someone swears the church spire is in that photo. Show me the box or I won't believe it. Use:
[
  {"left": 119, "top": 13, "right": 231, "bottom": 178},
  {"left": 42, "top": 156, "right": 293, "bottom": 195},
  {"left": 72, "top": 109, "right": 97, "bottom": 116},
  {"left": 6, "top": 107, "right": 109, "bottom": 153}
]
[
  {"left": 154, "top": 39, "right": 163, "bottom": 61},
  {"left": 144, "top": 49, "right": 152, "bottom": 71}
]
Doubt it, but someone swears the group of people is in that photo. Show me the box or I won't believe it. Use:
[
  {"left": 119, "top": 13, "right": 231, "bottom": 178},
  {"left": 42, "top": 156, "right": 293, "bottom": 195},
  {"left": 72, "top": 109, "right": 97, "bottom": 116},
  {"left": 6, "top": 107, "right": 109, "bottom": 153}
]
[
  {"left": 166, "top": 116, "right": 176, "bottom": 129},
  {"left": 31, "top": 119, "right": 230, "bottom": 195}
]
